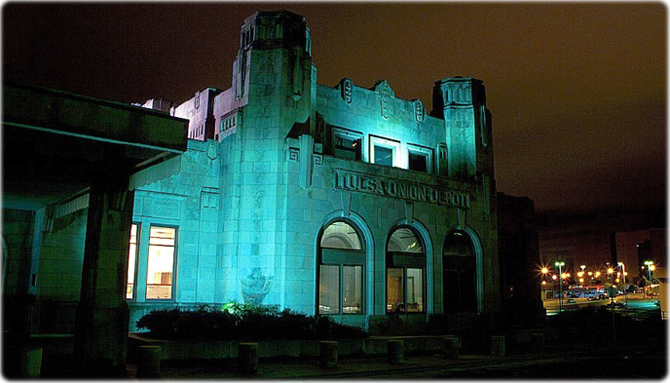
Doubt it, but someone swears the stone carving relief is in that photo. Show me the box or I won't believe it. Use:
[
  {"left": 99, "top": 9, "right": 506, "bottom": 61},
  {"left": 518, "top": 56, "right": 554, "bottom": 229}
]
[
  {"left": 339, "top": 78, "right": 353, "bottom": 104},
  {"left": 445, "top": 82, "right": 472, "bottom": 106},
  {"left": 234, "top": 50, "right": 247, "bottom": 99},
  {"left": 479, "top": 105, "right": 489, "bottom": 148},
  {"left": 380, "top": 96, "right": 389, "bottom": 119},
  {"left": 372, "top": 79, "right": 395, "bottom": 97},
  {"left": 258, "top": 52, "right": 277, "bottom": 117},
  {"left": 288, "top": 147, "right": 299, "bottom": 161},
  {"left": 371, "top": 80, "right": 394, "bottom": 119},
  {"left": 241, "top": 268, "right": 273, "bottom": 304},
  {"left": 289, "top": 46, "right": 304, "bottom": 101},
  {"left": 207, "top": 140, "right": 218, "bottom": 160},
  {"left": 413, "top": 99, "right": 425, "bottom": 122},
  {"left": 299, "top": 134, "right": 314, "bottom": 189}
]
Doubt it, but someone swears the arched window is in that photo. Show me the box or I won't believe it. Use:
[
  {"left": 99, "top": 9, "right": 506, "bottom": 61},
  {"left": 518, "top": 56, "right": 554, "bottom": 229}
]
[
  {"left": 318, "top": 221, "right": 364, "bottom": 315},
  {"left": 386, "top": 227, "right": 425, "bottom": 313},
  {"left": 443, "top": 230, "right": 477, "bottom": 312}
]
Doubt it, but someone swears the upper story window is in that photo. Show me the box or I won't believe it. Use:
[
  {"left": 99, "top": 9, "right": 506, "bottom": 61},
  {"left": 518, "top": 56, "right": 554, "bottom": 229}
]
[
  {"left": 370, "top": 136, "right": 400, "bottom": 168},
  {"left": 407, "top": 144, "right": 433, "bottom": 174},
  {"left": 332, "top": 127, "right": 363, "bottom": 161},
  {"left": 374, "top": 146, "right": 393, "bottom": 166}
]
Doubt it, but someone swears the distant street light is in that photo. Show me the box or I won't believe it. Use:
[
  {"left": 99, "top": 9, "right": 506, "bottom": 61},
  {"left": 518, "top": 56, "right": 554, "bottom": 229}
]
[
  {"left": 644, "top": 260, "right": 654, "bottom": 282},
  {"left": 644, "top": 261, "right": 655, "bottom": 296}
]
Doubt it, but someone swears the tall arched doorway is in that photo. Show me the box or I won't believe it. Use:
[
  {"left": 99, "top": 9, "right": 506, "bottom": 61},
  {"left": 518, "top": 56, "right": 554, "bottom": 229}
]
[
  {"left": 443, "top": 230, "right": 477, "bottom": 312},
  {"left": 386, "top": 226, "right": 426, "bottom": 313},
  {"left": 317, "top": 220, "right": 365, "bottom": 315}
]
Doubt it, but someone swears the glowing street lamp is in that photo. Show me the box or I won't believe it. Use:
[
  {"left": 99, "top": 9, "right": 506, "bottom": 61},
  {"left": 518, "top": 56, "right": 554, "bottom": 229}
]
[
  {"left": 644, "top": 260, "right": 654, "bottom": 283},
  {"left": 644, "top": 261, "right": 655, "bottom": 296},
  {"left": 595, "top": 271, "right": 601, "bottom": 278}
]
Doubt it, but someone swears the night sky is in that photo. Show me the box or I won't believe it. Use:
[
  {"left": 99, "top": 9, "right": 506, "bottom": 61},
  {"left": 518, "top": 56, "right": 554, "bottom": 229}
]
[{"left": 3, "top": 3, "right": 666, "bottom": 215}]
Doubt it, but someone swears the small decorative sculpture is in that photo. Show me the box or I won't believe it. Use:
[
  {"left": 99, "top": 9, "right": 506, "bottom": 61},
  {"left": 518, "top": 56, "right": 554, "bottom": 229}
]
[
  {"left": 414, "top": 99, "right": 425, "bottom": 122},
  {"left": 340, "top": 78, "right": 353, "bottom": 104},
  {"left": 241, "top": 268, "right": 272, "bottom": 304}
]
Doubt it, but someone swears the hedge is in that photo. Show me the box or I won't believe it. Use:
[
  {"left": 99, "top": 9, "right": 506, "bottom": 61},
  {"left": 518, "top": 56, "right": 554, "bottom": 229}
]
[{"left": 136, "top": 303, "right": 368, "bottom": 341}]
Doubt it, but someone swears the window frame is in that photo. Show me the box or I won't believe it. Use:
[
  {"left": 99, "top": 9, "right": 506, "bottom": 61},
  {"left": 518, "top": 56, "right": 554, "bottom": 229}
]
[
  {"left": 442, "top": 230, "right": 478, "bottom": 313},
  {"left": 332, "top": 127, "right": 363, "bottom": 161},
  {"left": 369, "top": 135, "right": 401, "bottom": 168},
  {"left": 125, "top": 222, "right": 141, "bottom": 301},
  {"left": 385, "top": 226, "right": 427, "bottom": 314},
  {"left": 144, "top": 224, "right": 179, "bottom": 302},
  {"left": 317, "top": 220, "right": 365, "bottom": 315},
  {"left": 407, "top": 144, "right": 433, "bottom": 174}
]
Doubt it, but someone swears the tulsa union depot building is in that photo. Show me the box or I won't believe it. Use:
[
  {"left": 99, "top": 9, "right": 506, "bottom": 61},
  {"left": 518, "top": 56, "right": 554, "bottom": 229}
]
[{"left": 3, "top": 10, "right": 502, "bottom": 370}]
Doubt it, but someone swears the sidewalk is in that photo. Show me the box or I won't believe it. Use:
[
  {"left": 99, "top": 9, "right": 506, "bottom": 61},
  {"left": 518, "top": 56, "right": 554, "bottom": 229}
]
[{"left": 127, "top": 345, "right": 665, "bottom": 379}]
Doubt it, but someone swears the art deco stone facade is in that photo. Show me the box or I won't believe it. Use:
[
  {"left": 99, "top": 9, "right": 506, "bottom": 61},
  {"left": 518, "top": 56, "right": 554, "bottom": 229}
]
[{"left": 125, "top": 10, "right": 500, "bottom": 331}]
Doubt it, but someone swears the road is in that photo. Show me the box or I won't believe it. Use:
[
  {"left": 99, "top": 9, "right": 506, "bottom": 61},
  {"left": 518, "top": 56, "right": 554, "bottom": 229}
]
[{"left": 543, "top": 293, "right": 659, "bottom": 315}]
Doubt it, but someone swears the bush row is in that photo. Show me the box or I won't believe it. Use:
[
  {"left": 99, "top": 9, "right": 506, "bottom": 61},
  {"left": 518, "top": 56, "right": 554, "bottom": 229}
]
[{"left": 136, "top": 303, "right": 368, "bottom": 341}]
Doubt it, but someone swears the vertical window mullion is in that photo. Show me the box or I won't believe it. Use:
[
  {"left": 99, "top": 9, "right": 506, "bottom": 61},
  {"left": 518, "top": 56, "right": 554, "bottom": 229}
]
[
  {"left": 339, "top": 264, "right": 344, "bottom": 315},
  {"left": 126, "top": 223, "right": 140, "bottom": 300}
]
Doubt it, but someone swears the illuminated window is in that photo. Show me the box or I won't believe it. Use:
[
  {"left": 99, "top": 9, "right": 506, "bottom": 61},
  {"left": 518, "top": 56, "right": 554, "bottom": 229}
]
[
  {"left": 374, "top": 146, "right": 393, "bottom": 166},
  {"left": 318, "top": 221, "right": 364, "bottom": 315},
  {"left": 369, "top": 136, "right": 400, "bottom": 167},
  {"left": 386, "top": 227, "right": 425, "bottom": 313},
  {"left": 126, "top": 223, "right": 139, "bottom": 300},
  {"left": 146, "top": 226, "right": 177, "bottom": 300},
  {"left": 333, "top": 128, "right": 362, "bottom": 161}
]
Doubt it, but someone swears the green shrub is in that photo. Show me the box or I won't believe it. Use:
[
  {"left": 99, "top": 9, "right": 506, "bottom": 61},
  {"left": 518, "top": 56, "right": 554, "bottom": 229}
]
[{"left": 136, "top": 302, "right": 367, "bottom": 341}]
